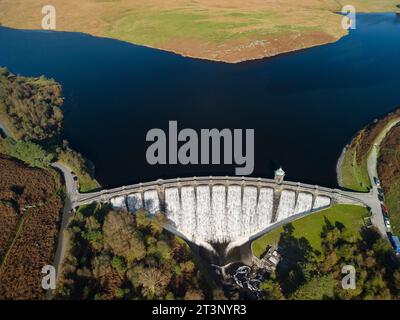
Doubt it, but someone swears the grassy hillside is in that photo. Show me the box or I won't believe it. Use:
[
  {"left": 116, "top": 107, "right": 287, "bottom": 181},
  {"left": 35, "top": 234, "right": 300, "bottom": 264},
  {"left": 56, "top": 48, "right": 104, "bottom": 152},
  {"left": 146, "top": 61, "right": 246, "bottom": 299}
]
[
  {"left": 251, "top": 204, "right": 370, "bottom": 257},
  {"left": 0, "top": 0, "right": 398, "bottom": 62},
  {"left": 339, "top": 134, "right": 372, "bottom": 192},
  {"left": 378, "top": 124, "right": 400, "bottom": 234},
  {"left": 339, "top": 108, "right": 400, "bottom": 192}
]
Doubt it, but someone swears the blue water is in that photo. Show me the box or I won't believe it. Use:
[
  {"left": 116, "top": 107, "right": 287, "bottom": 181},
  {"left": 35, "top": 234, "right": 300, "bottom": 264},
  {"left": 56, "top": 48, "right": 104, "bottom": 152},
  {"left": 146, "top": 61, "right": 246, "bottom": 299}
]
[{"left": 0, "top": 13, "right": 399, "bottom": 187}]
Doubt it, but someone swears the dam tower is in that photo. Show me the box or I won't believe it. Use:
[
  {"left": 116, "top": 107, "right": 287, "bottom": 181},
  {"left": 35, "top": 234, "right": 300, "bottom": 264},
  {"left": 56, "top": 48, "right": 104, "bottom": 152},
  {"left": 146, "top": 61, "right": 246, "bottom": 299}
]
[{"left": 274, "top": 167, "right": 285, "bottom": 184}]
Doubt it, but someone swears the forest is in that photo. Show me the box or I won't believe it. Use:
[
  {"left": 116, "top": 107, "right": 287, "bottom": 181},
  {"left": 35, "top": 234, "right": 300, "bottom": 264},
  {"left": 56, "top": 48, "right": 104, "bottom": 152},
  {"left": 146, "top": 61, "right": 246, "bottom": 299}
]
[
  {"left": 0, "top": 67, "right": 99, "bottom": 192},
  {"left": 0, "top": 67, "right": 63, "bottom": 141},
  {"left": 0, "top": 68, "right": 98, "bottom": 299},
  {"left": 58, "top": 204, "right": 215, "bottom": 300},
  {"left": 259, "top": 221, "right": 400, "bottom": 300}
]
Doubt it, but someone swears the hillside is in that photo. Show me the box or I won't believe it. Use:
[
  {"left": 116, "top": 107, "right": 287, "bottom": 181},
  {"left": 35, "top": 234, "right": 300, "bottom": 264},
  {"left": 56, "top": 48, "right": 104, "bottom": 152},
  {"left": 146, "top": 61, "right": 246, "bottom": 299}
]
[
  {"left": 0, "top": 0, "right": 398, "bottom": 62},
  {"left": 0, "top": 67, "right": 99, "bottom": 192},
  {"left": 0, "top": 155, "right": 63, "bottom": 299},
  {"left": 378, "top": 124, "right": 400, "bottom": 234},
  {"left": 339, "top": 107, "right": 400, "bottom": 192},
  {"left": 0, "top": 67, "right": 63, "bottom": 141}
]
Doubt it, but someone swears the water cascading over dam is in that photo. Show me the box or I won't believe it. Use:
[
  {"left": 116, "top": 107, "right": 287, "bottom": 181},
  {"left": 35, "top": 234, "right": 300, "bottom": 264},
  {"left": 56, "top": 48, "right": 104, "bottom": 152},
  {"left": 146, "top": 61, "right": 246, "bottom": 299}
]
[{"left": 109, "top": 181, "right": 333, "bottom": 246}]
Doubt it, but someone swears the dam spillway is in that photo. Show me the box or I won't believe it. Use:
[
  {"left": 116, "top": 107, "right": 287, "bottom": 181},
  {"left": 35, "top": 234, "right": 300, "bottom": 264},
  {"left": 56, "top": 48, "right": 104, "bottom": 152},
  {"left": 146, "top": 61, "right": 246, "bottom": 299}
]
[
  {"left": 104, "top": 178, "right": 350, "bottom": 245},
  {"left": 75, "top": 176, "right": 367, "bottom": 248},
  {"left": 161, "top": 185, "right": 330, "bottom": 243}
]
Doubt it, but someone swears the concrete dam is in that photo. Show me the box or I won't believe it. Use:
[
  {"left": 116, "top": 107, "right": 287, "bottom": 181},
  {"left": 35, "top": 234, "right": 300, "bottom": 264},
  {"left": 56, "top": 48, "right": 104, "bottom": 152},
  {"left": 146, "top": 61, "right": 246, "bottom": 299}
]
[
  {"left": 115, "top": 185, "right": 331, "bottom": 244},
  {"left": 76, "top": 173, "right": 368, "bottom": 249}
]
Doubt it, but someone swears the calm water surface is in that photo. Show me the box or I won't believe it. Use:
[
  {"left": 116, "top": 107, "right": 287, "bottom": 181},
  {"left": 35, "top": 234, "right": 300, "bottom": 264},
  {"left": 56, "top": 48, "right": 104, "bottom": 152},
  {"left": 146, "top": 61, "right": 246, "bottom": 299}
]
[{"left": 0, "top": 13, "right": 399, "bottom": 187}]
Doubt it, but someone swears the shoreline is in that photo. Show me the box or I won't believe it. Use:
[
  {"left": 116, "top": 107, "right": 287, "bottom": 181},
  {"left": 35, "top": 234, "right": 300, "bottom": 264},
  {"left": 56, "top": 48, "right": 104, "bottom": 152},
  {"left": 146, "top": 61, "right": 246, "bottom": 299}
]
[
  {"left": 127, "top": 33, "right": 342, "bottom": 64},
  {"left": 1, "top": 12, "right": 398, "bottom": 64},
  {"left": 336, "top": 145, "right": 347, "bottom": 188},
  {"left": 0, "top": 24, "right": 342, "bottom": 65},
  {"left": 336, "top": 111, "right": 400, "bottom": 192}
]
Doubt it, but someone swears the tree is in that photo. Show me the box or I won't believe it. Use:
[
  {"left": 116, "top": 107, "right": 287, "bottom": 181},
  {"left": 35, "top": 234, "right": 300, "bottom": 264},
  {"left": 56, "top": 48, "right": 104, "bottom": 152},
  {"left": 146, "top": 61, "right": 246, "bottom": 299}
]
[
  {"left": 212, "top": 288, "right": 227, "bottom": 300},
  {"left": 155, "top": 240, "right": 172, "bottom": 262},
  {"left": 127, "top": 264, "right": 144, "bottom": 289},
  {"left": 83, "top": 230, "right": 103, "bottom": 250},
  {"left": 290, "top": 275, "right": 335, "bottom": 300},
  {"left": 276, "top": 223, "right": 317, "bottom": 294},
  {"left": 184, "top": 289, "right": 204, "bottom": 300},
  {"left": 138, "top": 267, "right": 171, "bottom": 299},
  {"left": 103, "top": 211, "right": 146, "bottom": 262},
  {"left": 260, "top": 280, "right": 284, "bottom": 300},
  {"left": 0, "top": 69, "right": 64, "bottom": 140},
  {"left": 394, "top": 270, "right": 400, "bottom": 293},
  {"left": 92, "top": 253, "right": 111, "bottom": 279},
  {"left": 111, "top": 256, "right": 126, "bottom": 273},
  {"left": 180, "top": 260, "right": 195, "bottom": 274},
  {"left": 115, "top": 288, "right": 130, "bottom": 299},
  {"left": 135, "top": 209, "right": 152, "bottom": 230}
]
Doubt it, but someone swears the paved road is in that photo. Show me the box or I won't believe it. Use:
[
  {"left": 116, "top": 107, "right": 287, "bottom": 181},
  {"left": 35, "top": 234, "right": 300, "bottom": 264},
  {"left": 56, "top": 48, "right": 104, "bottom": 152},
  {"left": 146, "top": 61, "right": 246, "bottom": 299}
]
[
  {"left": 50, "top": 162, "right": 79, "bottom": 296},
  {"left": 50, "top": 117, "right": 400, "bottom": 279},
  {"left": 366, "top": 119, "right": 400, "bottom": 236},
  {"left": 52, "top": 162, "right": 79, "bottom": 204},
  {"left": 1, "top": 126, "right": 75, "bottom": 296}
]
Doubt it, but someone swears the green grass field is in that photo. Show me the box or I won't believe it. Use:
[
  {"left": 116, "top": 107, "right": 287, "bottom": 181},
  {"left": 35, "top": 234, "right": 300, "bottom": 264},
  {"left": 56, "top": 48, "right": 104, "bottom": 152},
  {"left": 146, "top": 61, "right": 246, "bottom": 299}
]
[
  {"left": 58, "top": 159, "right": 99, "bottom": 193},
  {"left": 106, "top": 8, "right": 323, "bottom": 46},
  {"left": 340, "top": 145, "right": 371, "bottom": 192},
  {"left": 251, "top": 204, "right": 370, "bottom": 257}
]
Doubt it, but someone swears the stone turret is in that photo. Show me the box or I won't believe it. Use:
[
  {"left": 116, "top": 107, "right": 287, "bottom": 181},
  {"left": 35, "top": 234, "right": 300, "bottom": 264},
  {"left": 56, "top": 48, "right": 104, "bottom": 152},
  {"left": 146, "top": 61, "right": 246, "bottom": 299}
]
[{"left": 274, "top": 167, "right": 285, "bottom": 184}]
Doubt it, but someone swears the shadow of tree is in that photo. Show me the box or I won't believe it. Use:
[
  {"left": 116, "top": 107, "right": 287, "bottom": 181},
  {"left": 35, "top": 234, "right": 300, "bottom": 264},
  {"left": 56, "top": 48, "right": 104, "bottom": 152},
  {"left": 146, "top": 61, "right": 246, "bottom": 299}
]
[{"left": 275, "top": 223, "right": 316, "bottom": 295}]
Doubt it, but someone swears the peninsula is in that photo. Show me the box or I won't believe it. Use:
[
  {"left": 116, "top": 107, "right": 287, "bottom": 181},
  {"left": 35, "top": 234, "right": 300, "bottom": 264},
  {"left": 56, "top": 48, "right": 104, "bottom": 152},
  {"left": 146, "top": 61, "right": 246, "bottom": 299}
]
[{"left": 0, "top": 0, "right": 399, "bottom": 63}]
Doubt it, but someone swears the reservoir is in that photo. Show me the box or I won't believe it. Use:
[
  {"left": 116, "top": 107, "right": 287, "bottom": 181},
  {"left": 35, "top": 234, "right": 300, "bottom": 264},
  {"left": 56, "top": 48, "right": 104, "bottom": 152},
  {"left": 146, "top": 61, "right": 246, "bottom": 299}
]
[{"left": 0, "top": 13, "right": 399, "bottom": 188}]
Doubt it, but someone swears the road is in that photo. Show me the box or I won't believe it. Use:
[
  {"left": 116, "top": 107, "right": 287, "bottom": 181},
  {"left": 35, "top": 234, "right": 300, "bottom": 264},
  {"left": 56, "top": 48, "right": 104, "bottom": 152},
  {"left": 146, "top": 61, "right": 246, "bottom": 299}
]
[
  {"left": 49, "top": 117, "right": 400, "bottom": 288},
  {"left": 49, "top": 162, "right": 79, "bottom": 297},
  {"left": 366, "top": 118, "right": 400, "bottom": 236},
  {"left": 0, "top": 123, "right": 77, "bottom": 296}
]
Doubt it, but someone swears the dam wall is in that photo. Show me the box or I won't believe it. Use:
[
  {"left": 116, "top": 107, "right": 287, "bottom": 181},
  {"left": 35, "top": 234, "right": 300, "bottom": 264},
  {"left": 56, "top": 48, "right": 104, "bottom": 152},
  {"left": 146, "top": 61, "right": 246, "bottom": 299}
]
[
  {"left": 106, "top": 180, "right": 338, "bottom": 244},
  {"left": 76, "top": 176, "right": 367, "bottom": 247}
]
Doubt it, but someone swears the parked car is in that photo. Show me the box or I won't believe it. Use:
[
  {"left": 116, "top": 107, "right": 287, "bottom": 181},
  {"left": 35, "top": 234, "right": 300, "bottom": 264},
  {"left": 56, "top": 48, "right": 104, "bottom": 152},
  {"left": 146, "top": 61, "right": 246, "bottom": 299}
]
[
  {"left": 382, "top": 212, "right": 389, "bottom": 220},
  {"left": 385, "top": 219, "right": 391, "bottom": 230},
  {"left": 374, "top": 177, "right": 381, "bottom": 186},
  {"left": 389, "top": 235, "right": 400, "bottom": 254},
  {"left": 381, "top": 204, "right": 389, "bottom": 214}
]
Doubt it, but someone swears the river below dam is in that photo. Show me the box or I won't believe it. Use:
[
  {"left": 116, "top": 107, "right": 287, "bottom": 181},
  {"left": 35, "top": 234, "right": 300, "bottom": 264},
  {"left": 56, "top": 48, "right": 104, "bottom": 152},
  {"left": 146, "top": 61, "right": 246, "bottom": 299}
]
[{"left": 1, "top": 13, "right": 400, "bottom": 188}]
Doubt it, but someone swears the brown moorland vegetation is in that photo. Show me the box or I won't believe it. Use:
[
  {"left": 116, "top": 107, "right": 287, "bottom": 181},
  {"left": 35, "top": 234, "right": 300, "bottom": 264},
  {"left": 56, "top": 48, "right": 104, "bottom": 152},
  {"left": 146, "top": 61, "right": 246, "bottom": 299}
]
[
  {"left": 355, "top": 108, "right": 400, "bottom": 164},
  {"left": 378, "top": 124, "right": 400, "bottom": 234},
  {"left": 0, "top": 155, "right": 63, "bottom": 299}
]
